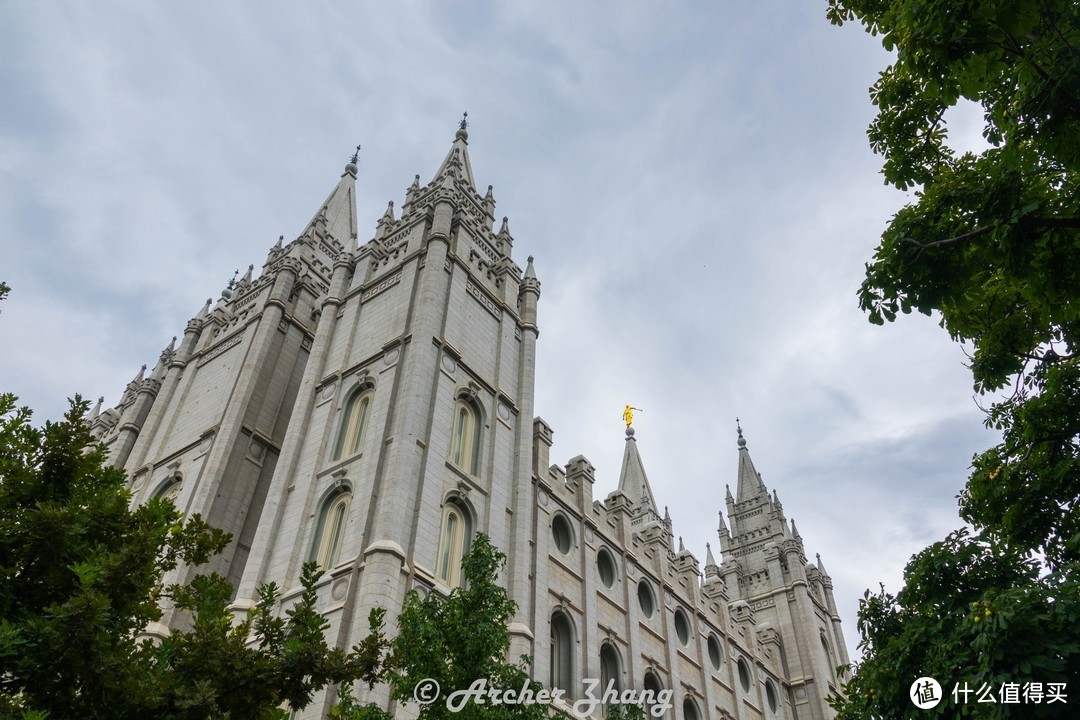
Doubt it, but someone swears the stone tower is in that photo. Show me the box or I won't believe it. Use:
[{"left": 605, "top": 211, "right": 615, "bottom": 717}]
[{"left": 91, "top": 125, "right": 846, "bottom": 719}]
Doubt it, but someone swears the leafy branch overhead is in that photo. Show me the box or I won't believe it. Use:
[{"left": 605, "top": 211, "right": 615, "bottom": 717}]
[
  {"left": 825, "top": 1, "right": 1080, "bottom": 717},
  {"left": 0, "top": 394, "right": 385, "bottom": 720}
]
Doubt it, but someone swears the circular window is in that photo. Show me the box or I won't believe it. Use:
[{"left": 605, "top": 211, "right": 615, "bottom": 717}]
[
  {"left": 552, "top": 514, "right": 573, "bottom": 555},
  {"left": 674, "top": 609, "right": 690, "bottom": 646},
  {"left": 682, "top": 698, "right": 700, "bottom": 720},
  {"left": 737, "top": 657, "right": 752, "bottom": 693},
  {"left": 766, "top": 679, "right": 779, "bottom": 713},
  {"left": 637, "top": 580, "right": 655, "bottom": 618},
  {"left": 597, "top": 548, "right": 617, "bottom": 588},
  {"left": 707, "top": 634, "right": 723, "bottom": 670}
]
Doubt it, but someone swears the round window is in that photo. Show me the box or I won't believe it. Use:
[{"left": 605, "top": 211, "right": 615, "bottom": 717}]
[
  {"left": 552, "top": 514, "right": 573, "bottom": 555},
  {"left": 737, "top": 657, "right": 752, "bottom": 693},
  {"left": 707, "top": 634, "right": 723, "bottom": 670},
  {"left": 674, "top": 609, "right": 690, "bottom": 646},
  {"left": 766, "top": 679, "right": 779, "bottom": 713},
  {"left": 637, "top": 580, "right": 655, "bottom": 618},
  {"left": 598, "top": 548, "right": 617, "bottom": 588}
]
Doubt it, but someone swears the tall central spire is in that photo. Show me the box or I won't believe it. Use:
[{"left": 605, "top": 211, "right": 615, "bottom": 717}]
[
  {"left": 431, "top": 113, "right": 477, "bottom": 189},
  {"left": 735, "top": 421, "right": 765, "bottom": 502}
]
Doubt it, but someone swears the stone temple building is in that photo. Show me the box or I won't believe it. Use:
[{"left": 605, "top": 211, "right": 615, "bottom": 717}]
[{"left": 89, "top": 123, "right": 848, "bottom": 720}]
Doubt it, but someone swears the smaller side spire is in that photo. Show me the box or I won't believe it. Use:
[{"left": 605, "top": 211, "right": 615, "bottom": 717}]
[{"left": 89, "top": 396, "right": 103, "bottom": 420}]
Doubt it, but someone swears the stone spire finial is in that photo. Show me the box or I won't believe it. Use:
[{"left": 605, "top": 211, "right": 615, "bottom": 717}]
[
  {"left": 718, "top": 510, "right": 727, "bottom": 532},
  {"left": 524, "top": 256, "right": 537, "bottom": 280},
  {"left": 678, "top": 536, "right": 685, "bottom": 553},
  {"left": 456, "top": 111, "right": 469, "bottom": 141},
  {"left": 737, "top": 417, "right": 746, "bottom": 448},
  {"left": 240, "top": 264, "right": 253, "bottom": 284},
  {"left": 221, "top": 269, "right": 240, "bottom": 299},
  {"left": 89, "top": 396, "right": 104, "bottom": 420},
  {"left": 196, "top": 297, "right": 212, "bottom": 320}
]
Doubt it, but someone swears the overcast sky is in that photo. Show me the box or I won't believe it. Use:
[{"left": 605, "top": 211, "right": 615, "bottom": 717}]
[{"left": 0, "top": 2, "right": 996, "bottom": 663}]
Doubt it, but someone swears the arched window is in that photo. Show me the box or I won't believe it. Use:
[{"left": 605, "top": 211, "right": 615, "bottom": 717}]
[
  {"left": 600, "top": 643, "right": 621, "bottom": 716},
  {"left": 333, "top": 388, "right": 373, "bottom": 460},
  {"left": 643, "top": 672, "right": 665, "bottom": 718},
  {"left": 682, "top": 698, "right": 700, "bottom": 720},
  {"left": 550, "top": 610, "right": 574, "bottom": 695},
  {"left": 156, "top": 476, "right": 183, "bottom": 506},
  {"left": 436, "top": 501, "right": 471, "bottom": 587},
  {"left": 820, "top": 633, "right": 835, "bottom": 679},
  {"left": 450, "top": 396, "right": 482, "bottom": 475},
  {"left": 313, "top": 489, "right": 350, "bottom": 570}
]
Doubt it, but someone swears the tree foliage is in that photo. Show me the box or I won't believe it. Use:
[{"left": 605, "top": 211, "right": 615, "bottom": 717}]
[
  {"left": 383, "top": 534, "right": 554, "bottom": 720},
  {"left": 0, "top": 395, "right": 382, "bottom": 719},
  {"left": 826, "top": 0, "right": 1080, "bottom": 716}
]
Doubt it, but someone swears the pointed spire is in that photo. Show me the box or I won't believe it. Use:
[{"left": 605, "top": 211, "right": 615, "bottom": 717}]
[
  {"left": 240, "top": 264, "right": 253, "bottom": 284},
  {"left": 196, "top": 297, "right": 212, "bottom": 320},
  {"left": 133, "top": 364, "right": 146, "bottom": 384},
  {"left": 298, "top": 153, "right": 359, "bottom": 245},
  {"left": 617, "top": 426, "right": 659, "bottom": 514},
  {"left": 816, "top": 553, "right": 828, "bottom": 576},
  {"left": 678, "top": 536, "right": 685, "bottom": 553},
  {"left": 89, "top": 396, "right": 103, "bottom": 420},
  {"left": 718, "top": 510, "right": 728, "bottom": 533},
  {"left": 274, "top": 235, "right": 284, "bottom": 250},
  {"left": 431, "top": 115, "right": 477, "bottom": 189},
  {"left": 380, "top": 201, "right": 395, "bottom": 224},
  {"left": 735, "top": 421, "right": 765, "bottom": 502},
  {"left": 726, "top": 483, "right": 733, "bottom": 502},
  {"left": 483, "top": 184, "right": 495, "bottom": 219},
  {"left": 664, "top": 506, "right": 671, "bottom": 524},
  {"left": 791, "top": 519, "right": 801, "bottom": 538},
  {"left": 165, "top": 336, "right": 176, "bottom": 353},
  {"left": 524, "top": 255, "right": 537, "bottom": 280},
  {"left": 705, "top": 543, "right": 717, "bottom": 568}
]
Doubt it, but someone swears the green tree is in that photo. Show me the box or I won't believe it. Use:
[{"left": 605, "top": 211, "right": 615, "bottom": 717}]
[
  {"left": 0, "top": 394, "right": 385, "bottom": 720},
  {"left": 825, "top": 1, "right": 1080, "bottom": 717},
  {"left": 336, "top": 534, "right": 555, "bottom": 720}
]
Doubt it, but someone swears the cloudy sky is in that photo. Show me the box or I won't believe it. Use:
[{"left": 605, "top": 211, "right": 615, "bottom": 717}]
[{"left": 0, "top": 2, "right": 996, "bottom": 662}]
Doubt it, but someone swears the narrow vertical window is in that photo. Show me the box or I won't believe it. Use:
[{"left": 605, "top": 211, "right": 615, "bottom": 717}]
[
  {"left": 436, "top": 502, "right": 470, "bottom": 587},
  {"left": 449, "top": 395, "right": 483, "bottom": 475},
  {"left": 550, "top": 611, "right": 574, "bottom": 695},
  {"left": 600, "top": 643, "right": 620, "bottom": 716},
  {"left": 314, "top": 491, "right": 350, "bottom": 570},
  {"left": 333, "top": 389, "right": 372, "bottom": 460}
]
